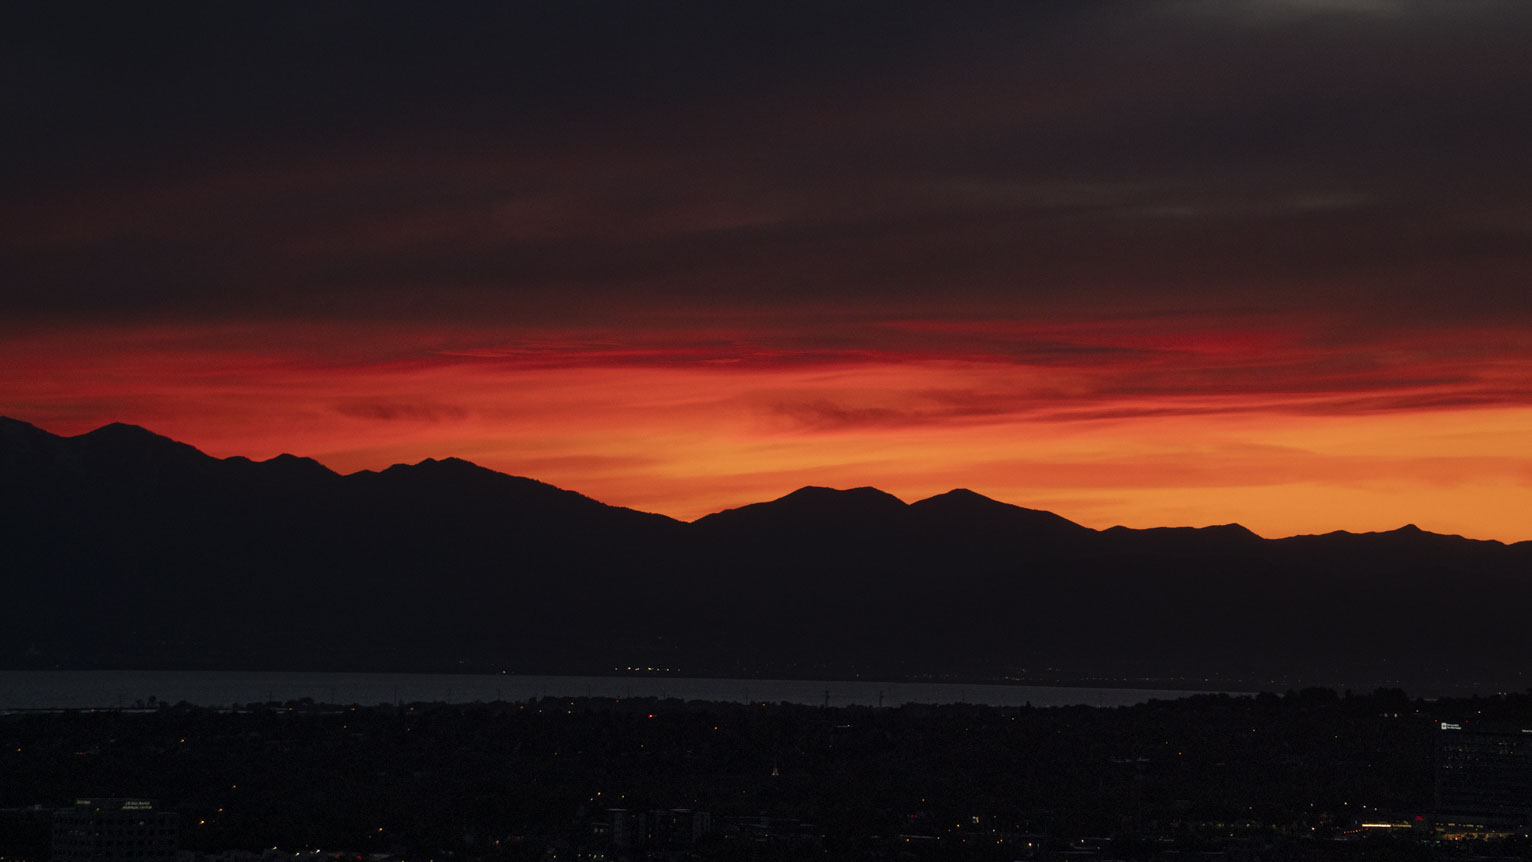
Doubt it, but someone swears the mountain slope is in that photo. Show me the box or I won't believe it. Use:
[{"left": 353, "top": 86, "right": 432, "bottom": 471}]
[{"left": 2, "top": 417, "right": 1529, "bottom": 694}]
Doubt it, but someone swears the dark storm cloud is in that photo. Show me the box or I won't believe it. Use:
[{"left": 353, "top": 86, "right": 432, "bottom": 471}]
[
  {"left": 0, "top": 0, "right": 970, "bottom": 173},
  {"left": 3, "top": 0, "right": 1531, "bottom": 327}
]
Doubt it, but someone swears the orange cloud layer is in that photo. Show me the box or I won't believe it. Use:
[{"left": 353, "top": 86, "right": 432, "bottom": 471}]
[{"left": 4, "top": 317, "right": 1530, "bottom": 542}]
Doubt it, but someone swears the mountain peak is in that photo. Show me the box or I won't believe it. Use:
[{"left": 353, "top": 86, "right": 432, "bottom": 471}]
[
  {"left": 911, "top": 488, "right": 1009, "bottom": 515},
  {"left": 82, "top": 421, "right": 163, "bottom": 440},
  {"left": 401, "top": 455, "right": 481, "bottom": 470},
  {"left": 383, "top": 457, "right": 448, "bottom": 473},
  {"left": 0, "top": 416, "right": 43, "bottom": 431},
  {"left": 73, "top": 421, "right": 209, "bottom": 462},
  {"left": 693, "top": 485, "right": 908, "bottom": 531},
  {"left": 258, "top": 453, "right": 336, "bottom": 479},
  {"left": 770, "top": 485, "right": 911, "bottom": 519},
  {"left": 777, "top": 485, "right": 907, "bottom": 506},
  {"left": 909, "top": 488, "right": 1091, "bottom": 538},
  {"left": 921, "top": 487, "right": 997, "bottom": 504}
]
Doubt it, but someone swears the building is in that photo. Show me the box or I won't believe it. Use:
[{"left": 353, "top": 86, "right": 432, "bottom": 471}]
[
  {"left": 52, "top": 799, "right": 178, "bottom": 862},
  {"left": 1436, "top": 720, "right": 1532, "bottom": 838}
]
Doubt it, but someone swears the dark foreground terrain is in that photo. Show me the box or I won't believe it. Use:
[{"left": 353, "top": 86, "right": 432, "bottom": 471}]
[
  {"left": 7, "top": 418, "right": 1532, "bottom": 694},
  {"left": 4, "top": 688, "right": 1532, "bottom": 861}
]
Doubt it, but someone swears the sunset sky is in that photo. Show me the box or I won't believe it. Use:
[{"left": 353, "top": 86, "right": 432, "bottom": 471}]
[{"left": 4, "top": 1, "right": 1531, "bottom": 541}]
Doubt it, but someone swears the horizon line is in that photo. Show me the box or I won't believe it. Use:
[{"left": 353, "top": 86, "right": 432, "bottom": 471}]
[{"left": 5, "top": 415, "right": 1522, "bottom": 546}]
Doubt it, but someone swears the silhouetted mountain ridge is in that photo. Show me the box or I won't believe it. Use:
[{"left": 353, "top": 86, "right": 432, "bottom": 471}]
[{"left": 2, "top": 417, "right": 1528, "bottom": 695}]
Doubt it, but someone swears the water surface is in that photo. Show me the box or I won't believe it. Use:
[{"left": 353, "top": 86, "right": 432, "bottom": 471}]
[{"left": 0, "top": 670, "right": 1225, "bottom": 711}]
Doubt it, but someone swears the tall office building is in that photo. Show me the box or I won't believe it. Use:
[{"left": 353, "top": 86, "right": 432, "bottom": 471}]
[
  {"left": 52, "top": 798, "right": 179, "bottom": 862},
  {"left": 1436, "top": 720, "right": 1532, "bottom": 838}
]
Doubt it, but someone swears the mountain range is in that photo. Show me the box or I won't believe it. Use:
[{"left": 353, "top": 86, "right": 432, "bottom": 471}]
[{"left": 3, "top": 417, "right": 1529, "bottom": 695}]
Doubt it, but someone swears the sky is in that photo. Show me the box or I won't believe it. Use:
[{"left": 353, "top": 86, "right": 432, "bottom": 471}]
[{"left": 4, "top": 0, "right": 1532, "bottom": 540}]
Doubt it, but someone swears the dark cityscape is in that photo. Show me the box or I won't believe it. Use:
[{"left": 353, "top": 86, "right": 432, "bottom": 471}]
[{"left": 5, "top": 689, "right": 1532, "bottom": 861}]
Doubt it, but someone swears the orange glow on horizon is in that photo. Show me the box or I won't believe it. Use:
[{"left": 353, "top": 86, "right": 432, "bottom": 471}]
[{"left": 4, "top": 319, "right": 1530, "bottom": 543}]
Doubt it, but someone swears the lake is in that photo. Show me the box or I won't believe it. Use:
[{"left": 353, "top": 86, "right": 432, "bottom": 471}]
[{"left": 0, "top": 670, "right": 1227, "bottom": 711}]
